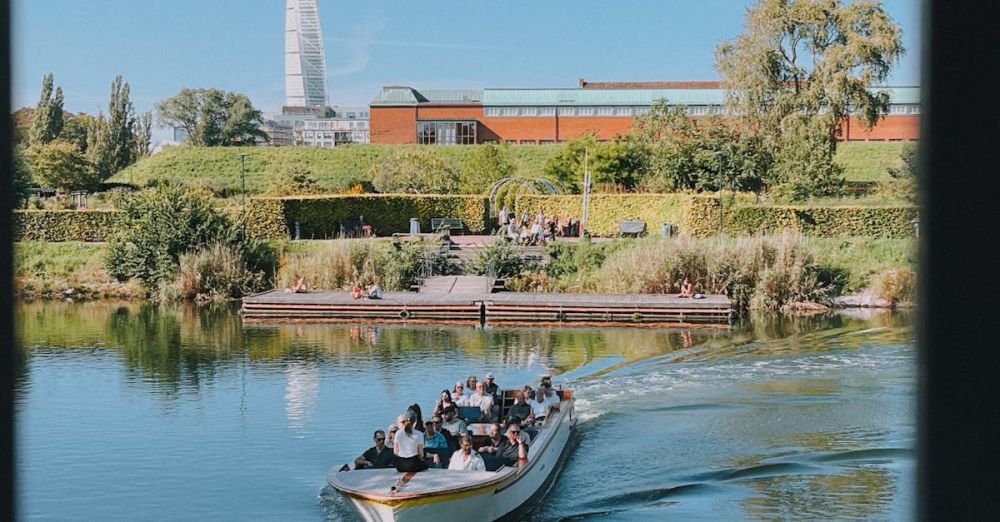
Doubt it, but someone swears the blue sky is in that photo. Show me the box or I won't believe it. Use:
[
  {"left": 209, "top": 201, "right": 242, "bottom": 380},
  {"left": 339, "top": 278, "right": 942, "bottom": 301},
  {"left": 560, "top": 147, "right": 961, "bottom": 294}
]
[{"left": 12, "top": 0, "right": 920, "bottom": 143}]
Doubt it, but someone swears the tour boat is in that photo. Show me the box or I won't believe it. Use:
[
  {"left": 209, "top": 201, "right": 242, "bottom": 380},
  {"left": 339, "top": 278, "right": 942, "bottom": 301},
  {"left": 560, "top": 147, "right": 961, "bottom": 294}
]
[{"left": 327, "top": 389, "right": 576, "bottom": 521}]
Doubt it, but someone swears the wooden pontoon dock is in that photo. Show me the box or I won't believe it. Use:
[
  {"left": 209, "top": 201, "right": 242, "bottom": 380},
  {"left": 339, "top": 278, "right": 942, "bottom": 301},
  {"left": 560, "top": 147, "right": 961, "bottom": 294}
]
[{"left": 241, "top": 277, "right": 732, "bottom": 325}]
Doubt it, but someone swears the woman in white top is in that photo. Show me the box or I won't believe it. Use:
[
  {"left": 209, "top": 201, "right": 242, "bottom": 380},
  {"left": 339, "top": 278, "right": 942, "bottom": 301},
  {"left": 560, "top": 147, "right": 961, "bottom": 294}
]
[
  {"left": 529, "top": 390, "right": 550, "bottom": 425},
  {"left": 393, "top": 411, "right": 427, "bottom": 472},
  {"left": 452, "top": 382, "right": 468, "bottom": 406},
  {"left": 448, "top": 434, "right": 485, "bottom": 471}
]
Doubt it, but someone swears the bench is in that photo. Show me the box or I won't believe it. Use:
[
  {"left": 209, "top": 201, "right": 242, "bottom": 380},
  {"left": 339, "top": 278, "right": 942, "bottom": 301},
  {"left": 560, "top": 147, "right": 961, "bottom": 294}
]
[
  {"left": 618, "top": 220, "right": 646, "bottom": 237},
  {"left": 431, "top": 217, "right": 464, "bottom": 235}
]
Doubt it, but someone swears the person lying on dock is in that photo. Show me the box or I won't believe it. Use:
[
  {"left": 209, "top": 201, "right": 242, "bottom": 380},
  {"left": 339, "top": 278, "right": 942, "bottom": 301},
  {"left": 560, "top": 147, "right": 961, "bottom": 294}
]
[
  {"left": 422, "top": 420, "right": 448, "bottom": 468},
  {"left": 439, "top": 406, "right": 468, "bottom": 439},
  {"left": 529, "top": 390, "right": 551, "bottom": 425},
  {"left": 285, "top": 274, "right": 308, "bottom": 293},
  {"left": 497, "top": 424, "right": 530, "bottom": 466},
  {"left": 354, "top": 430, "right": 395, "bottom": 470},
  {"left": 448, "top": 434, "right": 486, "bottom": 471},
  {"left": 503, "top": 392, "right": 532, "bottom": 428},
  {"left": 678, "top": 277, "right": 694, "bottom": 298},
  {"left": 393, "top": 410, "right": 428, "bottom": 473},
  {"left": 350, "top": 282, "right": 363, "bottom": 300}
]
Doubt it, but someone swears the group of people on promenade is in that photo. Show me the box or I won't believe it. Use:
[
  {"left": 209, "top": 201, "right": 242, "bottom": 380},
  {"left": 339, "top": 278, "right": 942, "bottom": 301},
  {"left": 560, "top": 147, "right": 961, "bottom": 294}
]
[
  {"left": 353, "top": 374, "right": 561, "bottom": 473},
  {"left": 497, "top": 206, "right": 577, "bottom": 246}
]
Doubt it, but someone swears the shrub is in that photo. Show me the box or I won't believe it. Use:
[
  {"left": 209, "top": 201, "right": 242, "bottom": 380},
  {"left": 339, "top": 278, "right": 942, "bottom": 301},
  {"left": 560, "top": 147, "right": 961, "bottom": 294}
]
[
  {"left": 459, "top": 142, "right": 517, "bottom": 193},
  {"left": 515, "top": 194, "right": 686, "bottom": 237},
  {"left": 178, "top": 243, "right": 265, "bottom": 300},
  {"left": 872, "top": 267, "right": 917, "bottom": 304},
  {"left": 465, "top": 240, "right": 539, "bottom": 279},
  {"left": 265, "top": 164, "right": 321, "bottom": 196},
  {"left": 371, "top": 148, "right": 459, "bottom": 194},
  {"left": 13, "top": 210, "right": 122, "bottom": 241},
  {"left": 275, "top": 240, "right": 384, "bottom": 291},
  {"left": 26, "top": 140, "right": 100, "bottom": 191}
]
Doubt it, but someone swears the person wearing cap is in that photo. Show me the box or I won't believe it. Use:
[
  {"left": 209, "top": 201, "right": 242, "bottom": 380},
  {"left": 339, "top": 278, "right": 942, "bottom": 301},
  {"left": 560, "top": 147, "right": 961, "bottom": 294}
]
[
  {"left": 422, "top": 420, "right": 448, "bottom": 468},
  {"left": 483, "top": 373, "right": 500, "bottom": 401},
  {"left": 439, "top": 405, "right": 468, "bottom": 439},
  {"left": 354, "top": 430, "right": 395, "bottom": 469},
  {"left": 393, "top": 410, "right": 428, "bottom": 472},
  {"left": 448, "top": 434, "right": 486, "bottom": 471}
]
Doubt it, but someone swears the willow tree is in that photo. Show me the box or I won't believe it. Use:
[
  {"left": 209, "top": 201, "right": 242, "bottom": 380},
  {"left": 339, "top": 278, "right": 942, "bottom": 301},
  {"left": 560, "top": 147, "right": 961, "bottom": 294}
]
[{"left": 715, "top": 0, "right": 904, "bottom": 197}]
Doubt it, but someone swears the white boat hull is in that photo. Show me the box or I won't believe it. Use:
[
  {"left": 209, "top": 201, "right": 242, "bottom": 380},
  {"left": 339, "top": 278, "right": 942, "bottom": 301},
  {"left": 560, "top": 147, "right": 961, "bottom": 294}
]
[{"left": 331, "top": 398, "right": 575, "bottom": 522}]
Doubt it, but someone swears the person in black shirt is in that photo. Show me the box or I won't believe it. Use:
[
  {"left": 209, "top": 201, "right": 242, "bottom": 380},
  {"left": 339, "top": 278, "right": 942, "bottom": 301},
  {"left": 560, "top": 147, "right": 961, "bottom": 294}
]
[
  {"left": 503, "top": 391, "right": 532, "bottom": 428},
  {"left": 354, "top": 430, "right": 395, "bottom": 469},
  {"left": 497, "top": 423, "right": 529, "bottom": 466}
]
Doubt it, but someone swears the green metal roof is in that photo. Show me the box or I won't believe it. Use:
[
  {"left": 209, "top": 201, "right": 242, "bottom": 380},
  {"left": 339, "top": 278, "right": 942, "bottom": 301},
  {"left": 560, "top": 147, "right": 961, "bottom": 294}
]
[{"left": 372, "top": 86, "right": 483, "bottom": 105}]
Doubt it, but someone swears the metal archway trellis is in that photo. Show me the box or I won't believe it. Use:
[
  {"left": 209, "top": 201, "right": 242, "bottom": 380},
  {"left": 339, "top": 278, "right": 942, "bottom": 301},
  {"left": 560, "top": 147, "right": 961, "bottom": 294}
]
[{"left": 487, "top": 177, "right": 563, "bottom": 221}]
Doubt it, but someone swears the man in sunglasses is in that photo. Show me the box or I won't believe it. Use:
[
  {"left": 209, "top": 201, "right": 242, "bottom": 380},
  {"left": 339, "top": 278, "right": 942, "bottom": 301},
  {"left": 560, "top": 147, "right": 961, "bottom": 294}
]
[
  {"left": 354, "top": 430, "right": 395, "bottom": 469},
  {"left": 497, "top": 423, "right": 529, "bottom": 466}
]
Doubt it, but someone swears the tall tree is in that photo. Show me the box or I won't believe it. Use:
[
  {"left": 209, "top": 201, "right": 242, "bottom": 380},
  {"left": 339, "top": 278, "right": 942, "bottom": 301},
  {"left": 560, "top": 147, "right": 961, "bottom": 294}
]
[
  {"left": 30, "top": 73, "right": 64, "bottom": 144},
  {"left": 85, "top": 112, "right": 113, "bottom": 181},
  {"left": 106, "top": 75, "right": 137, "bottom": 173},
  {"left": 155, "top": 88, "right": 267, "bottom": 146},
  {"left": 25, "top": 140, "right": 99, "bottom": 191},
  {"left": 133, "top": 112, "right": 153, "bottom": 158},
  {"left": 715, "top": 0, "right": 904, "bottom": 141}
]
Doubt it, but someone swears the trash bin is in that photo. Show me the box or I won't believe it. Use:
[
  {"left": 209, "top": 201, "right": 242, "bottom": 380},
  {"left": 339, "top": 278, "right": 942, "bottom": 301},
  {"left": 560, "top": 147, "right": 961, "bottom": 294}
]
[
  {"left": 409, "top": 218, "right": 421, "bottom": 235},
  {"left": 661, "top": 222, "right": 672, "bottom": 238}
]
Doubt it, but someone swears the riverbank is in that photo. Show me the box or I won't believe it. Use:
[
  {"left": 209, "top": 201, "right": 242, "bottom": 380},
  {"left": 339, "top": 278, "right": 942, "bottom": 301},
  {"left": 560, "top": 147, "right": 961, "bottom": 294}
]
[{"left": 14, "top": 234, "right": 916, "bottom": 312}]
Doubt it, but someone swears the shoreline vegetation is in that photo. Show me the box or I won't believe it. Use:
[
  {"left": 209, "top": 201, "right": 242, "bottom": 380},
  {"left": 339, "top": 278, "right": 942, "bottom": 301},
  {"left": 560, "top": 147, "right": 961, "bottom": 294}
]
[{"left": 15, "top": 234, "right": 916, "bottom": 314}]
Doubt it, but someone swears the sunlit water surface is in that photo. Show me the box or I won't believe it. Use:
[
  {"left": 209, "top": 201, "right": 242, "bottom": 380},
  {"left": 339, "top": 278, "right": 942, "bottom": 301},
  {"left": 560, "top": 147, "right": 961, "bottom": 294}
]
[{"left": 15, "top": 302, "right": 915, "bottom": 521}]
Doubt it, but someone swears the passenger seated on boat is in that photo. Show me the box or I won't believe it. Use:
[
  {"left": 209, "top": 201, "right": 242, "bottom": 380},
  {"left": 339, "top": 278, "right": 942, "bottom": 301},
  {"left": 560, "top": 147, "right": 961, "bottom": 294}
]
[
  {"left": 451, "top": 382, "right": 467, "bottom": 406},
  {"left": 350, "top": 282, "right": 363, "bottom": 300},
  {"left": 497, "top": 424, "right": 529, "bottom": 466},
  {"left": 466, "top": 375, "right": 479, "bottom": 392},
  {"left": 354, "top": 430, "right": 395, "bottom": 470},
  {"left": 422, "top": 421, "right": 448, "bottom": 468},
  {"left": 439, "top": 406, "right": 468, "bottom": 439},
  {"left": 433, "top": 389, "right": 456, "bottom": 417},
  {"left": 407, "top": 404, "right": 425, "bottom": 433},
  {"left": 541, "top": 381, "right": 560, "bottom": 412},
  {"left": 448, "top": 434, "right": 486, "bottom": 471},
  {"left": 529, "top": 390, "right": 551, "bottom": 425},
  {"left": 387, "top": 415, "right": 405, "bottom": 443},
  {"left": 387, "top": 424, "right": 399, "bottom": 446},
  {"left": 393, "top": 410, "right": 428, "bottom": 472},
  {"left": 483, "top": 373, "right": 500, "bottom": 401},
  {"left": 503, "top": 391, "right": 532, "bottom": 428},
  {"left": 477, "top": 424, "right": 503, "bottom": 455},
  {"left": 466, "top": 381, "right": 495, "bottom": 422},
  {"left": 506, "top": 417, "right": 531, "bottom": 445}
]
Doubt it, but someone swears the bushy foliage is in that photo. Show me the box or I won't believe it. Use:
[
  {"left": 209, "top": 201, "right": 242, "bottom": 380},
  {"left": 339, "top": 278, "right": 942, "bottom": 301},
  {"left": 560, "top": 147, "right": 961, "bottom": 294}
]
[
  {"left": 178, "top": 242, "right": 266, "bottom": 300},
  {"left": 25, "top": 140, "right": 100, "bottom": 191},
  {"left": 155, "top": 88, "right": 267, "bottom": 146},
  {"left": 543, "top": 133, "right": 645, "bottom": 192},
  {"left": 105, "top": 183, "right": 233, "bottom": 291},
  {"left": 465, "top": 240, "right": 539, "bottom": 279},
  {"left": 878, "top": 141, "right": 918, "bottom": 203},
  {"left": 543, "top": 239, "right": 623, "bottom": 280},
  {"left": 768, "top": 115, "right": 845, "bottom": 201},
  {"left": 265, "top": 164, "right": 321, "bottom": 196},
  {"left": 371, "top": 148, "right": 459, "bottom": 194},
  {"left": 459, "top": 142, "right": 517, "bottom": 193},
  {"left": 14, "top": 210, "right": 122, "bottom": 241}
]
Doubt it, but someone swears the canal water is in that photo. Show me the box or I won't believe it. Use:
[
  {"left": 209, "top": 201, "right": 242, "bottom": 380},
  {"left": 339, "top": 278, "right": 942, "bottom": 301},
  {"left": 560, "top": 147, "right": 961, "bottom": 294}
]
[{"left": 15, "top": 302, "right": 915, "bottom": 521}]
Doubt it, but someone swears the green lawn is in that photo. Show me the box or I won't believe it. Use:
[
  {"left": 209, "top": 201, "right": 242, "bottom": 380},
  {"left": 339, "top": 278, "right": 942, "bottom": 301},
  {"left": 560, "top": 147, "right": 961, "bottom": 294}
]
[{"left": 834, "top": 141, "right": 907, "bottom": 182}]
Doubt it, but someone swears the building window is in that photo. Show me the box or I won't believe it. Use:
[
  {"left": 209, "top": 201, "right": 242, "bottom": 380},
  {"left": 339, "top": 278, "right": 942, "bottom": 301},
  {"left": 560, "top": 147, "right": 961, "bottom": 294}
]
[
  {"left": 889, "top": 104, "right": 920, "bottom": 115},
  {"left": 304, "top": 131, "right": 314, "bottom": 138},
  {"left": 560, "top": 107, "right": 576, "bottom": 117},
  {"left": 485, "top": 107, "right": 501, "bottom": 117},
  {"left": 539, "top": 107, "right": 556, "bottom": 116},
  {"left": 688, "top": 106, "right": 708, "bottom": 116},
  {"left": 634, "top": 106, "right": 650, "bottom": 116},
  {"left": 614, "top": 107, "right": 632, "bottom": 116},
  {"left": 500, "top": 107, "right": 518, "bottom": 116},
  {"left": 417, "top": 121, "right": 477, "bottom": 145},
  {"left": 519, "top": 140, "right": 536, "bottom": 145},
  {"left": 577, "top": 107, "right": 594, "bottom": 116},
  {"left": 596, "top": 107, "right": 614, "bottom": 116},
  {"left": 539, "top": 140, "right": 555, "bottom": 145},
  {"left": 360, "top": 111, "right": 369, "bottom": 118},
  {"left": 521, "top": 107, "right": 538, "bottom": 116}
]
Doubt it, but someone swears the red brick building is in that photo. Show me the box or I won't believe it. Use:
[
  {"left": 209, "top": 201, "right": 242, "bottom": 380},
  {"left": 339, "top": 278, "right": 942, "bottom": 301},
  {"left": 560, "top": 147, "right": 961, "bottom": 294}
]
[{"left": 369, "top": 80, "right": 919, "bottom": 145}]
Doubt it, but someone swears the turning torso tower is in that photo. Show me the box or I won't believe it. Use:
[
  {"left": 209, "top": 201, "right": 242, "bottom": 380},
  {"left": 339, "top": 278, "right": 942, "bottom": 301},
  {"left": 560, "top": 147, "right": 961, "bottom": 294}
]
[{"left": 285, "top": 0, "right": 328, "bottom": 108}]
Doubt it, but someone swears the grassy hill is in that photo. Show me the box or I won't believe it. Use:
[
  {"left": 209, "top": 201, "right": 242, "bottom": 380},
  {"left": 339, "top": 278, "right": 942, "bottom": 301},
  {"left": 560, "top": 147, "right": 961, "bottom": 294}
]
[
  {"left": 110, "top": 141, "right": 907, "bottom": 194},
  {"left": 110, "top": 144, "right": 561, "bottom": 195}
]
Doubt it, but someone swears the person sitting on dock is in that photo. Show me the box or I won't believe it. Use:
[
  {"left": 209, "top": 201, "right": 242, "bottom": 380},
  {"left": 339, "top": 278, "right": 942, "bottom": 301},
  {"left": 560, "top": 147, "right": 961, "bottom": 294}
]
[
  {"left": 285, "top": 273, "right": 308, "bottom": 293},
  {"left": 351, "top": 282, "right": 363, "bottom": 300},
  {"left": 529, "top": 390, "right": 551, "bottom": 426},
  {"left": 439, "top": 406, "right": 468, "bottom": 439},
  {"left": 448, "top": 434, "right": 486, "bottom": 471},
  {"left": 422, "top": 420, "right": 447, "bottom": 468},
  {"left": 503, "top": 391, "right": 532, "bottom": 428},
  {"left": 678, "top": 277, "right": 694, "bottom": 298},
  {"left": 354, "top": 430, "right": 395, "bottom": 470},
  {"left": 393, "top": 410, "right": 428, "bottom": 472},
  {"left": 467, "top": 381, "right": 496, "bottom": 422},
  {"left": 366, "top": 278, "right": 383, "bottom": 300},
  {"left": 506, "top": 222, "right": 518, "bottom": 242},
  {"left": 497, "top": 424, "right": 530, "bottom": 466}
]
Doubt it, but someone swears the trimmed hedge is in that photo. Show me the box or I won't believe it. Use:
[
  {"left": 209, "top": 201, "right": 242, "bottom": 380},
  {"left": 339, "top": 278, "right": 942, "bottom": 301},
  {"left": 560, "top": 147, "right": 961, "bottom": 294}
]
[
  {"left": 246, "top": 194, "right": 489, "bottom": 239},
  {"left": 13, "top": 210, "right": 123, "bottom": 242},
  {"left": 513, "top": 194, "right": 687, "bottom": 237},
  {"left": 682, "top": 196, "right": 918, "bottom": 238}
]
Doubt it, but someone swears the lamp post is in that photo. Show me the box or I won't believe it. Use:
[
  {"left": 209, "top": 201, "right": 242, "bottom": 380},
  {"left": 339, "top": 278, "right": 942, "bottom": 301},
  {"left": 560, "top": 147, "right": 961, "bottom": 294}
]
[
  {"left": 237, "top": 152, "right": 248, "bottom": 239},
  {"left": 714, "top": 150, "right": 725, "bottom": 236}
]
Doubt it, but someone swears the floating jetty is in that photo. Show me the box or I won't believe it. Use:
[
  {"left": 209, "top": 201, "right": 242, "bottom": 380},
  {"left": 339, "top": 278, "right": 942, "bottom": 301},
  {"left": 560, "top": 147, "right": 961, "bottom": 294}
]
[{"left": 241, "top": 277, "right": 733, "bottom": 326}]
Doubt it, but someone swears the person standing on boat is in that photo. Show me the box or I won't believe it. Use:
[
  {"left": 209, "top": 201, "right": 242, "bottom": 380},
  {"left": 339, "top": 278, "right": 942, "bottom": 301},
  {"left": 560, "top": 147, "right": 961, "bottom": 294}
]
[
  {"left": 393, "top": 410, "right": 428, "bottom": 472},
  {"left": 439, "top": 406, "right": 468, "bottom": 439},
  {"left": 354, "top": 430, "right": 395, "bottom": 469},
  {"left": 448, "top": 434, "right": 486, "bottom": 471},
  {"left": 497, "top": 424, "right": 529, "bottom": 466}
]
